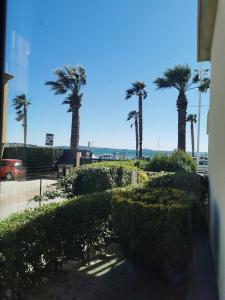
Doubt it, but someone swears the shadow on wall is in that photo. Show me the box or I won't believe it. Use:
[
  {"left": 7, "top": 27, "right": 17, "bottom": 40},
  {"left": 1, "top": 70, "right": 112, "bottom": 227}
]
[{"left": 209, "top": 189, "right": 220, "bottom": 281}]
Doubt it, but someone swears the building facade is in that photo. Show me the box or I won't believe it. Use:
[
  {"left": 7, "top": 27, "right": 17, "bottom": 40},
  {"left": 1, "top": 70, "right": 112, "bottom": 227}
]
[{"left": 198, "top": 0, "right": 225, "bottom": 299}]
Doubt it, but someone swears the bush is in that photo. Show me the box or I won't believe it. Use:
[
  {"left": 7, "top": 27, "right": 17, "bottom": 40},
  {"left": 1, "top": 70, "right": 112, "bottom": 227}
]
[
  {"left": 58, "top": 172, "right": 77, "bottom": 197},
  {"left": 146, "top": 171, "right": 202, "bottom": 199},
  {"left": 58, "top": 161, "right": 147, "bottom": 196},
  {"left": 0, "top": 183, "right": 199, "bottom": 297},
  {"left": 0, "top": 191, "right": 112, "bottom": 299},
  {"left": 146, "top": 150, "right": 196, "bottom": 173},
  {"left": 3, "top": 146, "right": 63, "bottom": 168},
  {"left": 112, "top": 185, "right": 198, "bottom": 275}
]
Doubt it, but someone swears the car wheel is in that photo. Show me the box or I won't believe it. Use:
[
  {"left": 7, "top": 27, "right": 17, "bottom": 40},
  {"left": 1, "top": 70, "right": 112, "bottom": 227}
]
[{"left": 5, "top": 173, "right": 13, "bottom": 181}]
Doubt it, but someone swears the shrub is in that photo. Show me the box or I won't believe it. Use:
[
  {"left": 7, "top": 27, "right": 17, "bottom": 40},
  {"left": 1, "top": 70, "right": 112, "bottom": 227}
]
[
  {"left": 0, "top": 191, "right": 112, "bottom": 299},
  {"left": 59, "top": 161, "right": 147, "bottom": 196},
  {"left": 72, "top": 167, "right": 119, "bottom": 195},
  {"left": 3, "top": 146, "right": 63, "bottom": 168},
  {"left": 58, "top": 172, "right": 77, "bottom": 197},
  {"left": 146, "top": 171, "right": 202, "bottom": 199},
  {"left": 146, "top": 150, "right": 196, "bottom": 173},
  {"left": 112, "top": 185, "right": 198, "bottom": 275},
  {"left": 133, "top": 158, "right": 151, "bottom": 170}
]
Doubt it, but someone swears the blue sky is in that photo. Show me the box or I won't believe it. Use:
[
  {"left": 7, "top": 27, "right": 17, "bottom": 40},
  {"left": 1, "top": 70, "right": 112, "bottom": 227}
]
[{"left": 5, "top": 0, "right": 210, "bottom": 151}]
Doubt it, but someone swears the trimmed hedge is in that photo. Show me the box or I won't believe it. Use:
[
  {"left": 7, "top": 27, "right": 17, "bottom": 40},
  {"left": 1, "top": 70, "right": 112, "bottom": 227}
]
[
  {"left": 0, "top": 192, "right": 112, "bottom": 299},
  {"left": 3, "top": 146, "right": 63, "bottom": 168},
  {"left": 59, "top": 161, "right": 148, "bottom": 197},
  {"left": 145, "top": 150, "right": 196, "bottom": 173},
  {"left": 146, "top": 171, "right": 202, "bottom": 199},
  {"left": 0, "top": 175, "right": 201, "bottom": 297},
  {"left": 112, "top": 185, "right": 198, "bottom": 275}
]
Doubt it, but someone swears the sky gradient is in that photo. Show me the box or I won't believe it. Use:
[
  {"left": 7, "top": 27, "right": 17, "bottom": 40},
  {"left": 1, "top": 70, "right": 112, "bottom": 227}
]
[{"left": 5, "top": 0, "right": 210, "bottom": 151}]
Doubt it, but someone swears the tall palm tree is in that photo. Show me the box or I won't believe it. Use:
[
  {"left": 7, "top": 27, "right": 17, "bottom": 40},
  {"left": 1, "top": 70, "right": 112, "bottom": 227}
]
[
  {"left": 154, "top": 65, "right": 210, "bottom": 151},
  {"left": 127, "top": 110, "right": 139, "bottom": 157},
  {"left": 186, "top": 114, "right": 197, "bottom": 157},
  {"left": 45, "top": 65, "right": 86, "bottom": 151},
  {"left": 126, "top": 81, "right": 147, "bottom": 158},
  {"left": 12, "top": 94, "right": 31, "bottom": 146}
]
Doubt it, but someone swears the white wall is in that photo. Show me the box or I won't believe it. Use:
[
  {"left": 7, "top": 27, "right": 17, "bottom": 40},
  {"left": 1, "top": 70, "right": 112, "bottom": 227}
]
[{"left": 209, "top": 0, "right": 225, "bottom": 298}]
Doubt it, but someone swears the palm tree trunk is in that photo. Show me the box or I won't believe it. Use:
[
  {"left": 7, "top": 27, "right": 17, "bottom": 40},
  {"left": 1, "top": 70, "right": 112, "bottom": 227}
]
[
  {"left": 135, "top": 117, "right": 139, "bottom": 157},
  {"left": 191, "top": 121, "right": 195, "bottom": 157},
  {"left": 138, "top": 94, "right": 143, "bottom": 158},
  {"left": 70, "top": 108, "right": 79, "bottom": 150},
  {"left": 177, "top": 91, "right": 187, "bottom": 151},
  {"left": 24, "top": 106, "right": 27, "bottom": 147}
]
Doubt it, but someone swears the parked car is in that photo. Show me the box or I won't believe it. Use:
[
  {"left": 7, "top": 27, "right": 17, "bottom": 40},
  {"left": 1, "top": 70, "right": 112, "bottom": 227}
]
[
  {"left": 197, "top": 159, "right": 208, "bottom": 174},
  {"left": 99, "top": 154, "right": 115, "bottom": 160},
  {"left": 0, "top": 159, "right": 26, "bottom": 180}
]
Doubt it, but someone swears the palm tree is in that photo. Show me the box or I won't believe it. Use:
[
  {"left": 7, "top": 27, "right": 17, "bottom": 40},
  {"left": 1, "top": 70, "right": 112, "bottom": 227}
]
[
  {"left": 154, "top": 65, "right": 210, "bottom": 151},
  {"left": 12, "top": 94, "right": 31, "bottom": 146},
  {"left": 186, "top": 114, "right": 197, "bottom": 157},
  {"left": 45, "top": 65, "right": 86, "bottom": 151},
  {"left": 126, "top": 81, "right": 147, "bottom": 158},
  {"left": 127, "top": 110, "right": 139, "bottom": 157}
]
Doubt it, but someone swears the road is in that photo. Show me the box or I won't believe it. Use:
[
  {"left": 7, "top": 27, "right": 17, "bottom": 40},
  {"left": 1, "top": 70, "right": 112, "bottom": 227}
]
[{"left": 0, "top": 179, "right": 57, "bottom": 220}]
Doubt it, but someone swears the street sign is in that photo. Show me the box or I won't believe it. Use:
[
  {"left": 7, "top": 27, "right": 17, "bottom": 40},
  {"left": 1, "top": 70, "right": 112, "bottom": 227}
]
[{"left": 45, "top": 133, "right": 54, "bottom": 146}]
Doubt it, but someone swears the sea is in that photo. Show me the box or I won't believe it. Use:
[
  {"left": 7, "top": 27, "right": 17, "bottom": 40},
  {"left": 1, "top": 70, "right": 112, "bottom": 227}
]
[
  {"left": 79, "top": 146, "right": 207, "bottom": 159},
  {"left": 85, "top": 147, "right": 170, "bottom": 159}
]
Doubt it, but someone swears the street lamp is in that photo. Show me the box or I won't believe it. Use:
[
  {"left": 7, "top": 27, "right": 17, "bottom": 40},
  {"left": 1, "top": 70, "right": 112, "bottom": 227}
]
[{"left": 195, "top": 65, "right": 209, "bottom": 162}]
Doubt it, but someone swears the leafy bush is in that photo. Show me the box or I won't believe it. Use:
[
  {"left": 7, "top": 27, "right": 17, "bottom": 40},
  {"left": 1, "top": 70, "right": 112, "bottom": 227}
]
[
  {"left": 58, "top": 172, "right": 77, "bottom": 197},
  {"left": 0, "top": 182, "right": 199, "bottom": 297},
  {"left": 146, "top": 171, "right": 202, "bottom": 199},
  {"left": 0, "top": 191, "right": 112, "bottom": 299},
  {"left": 146, "top": 150, "right": 196, "bottom": 173},
  {"left": 199, "top": 175, "right": 209, "bottom": 204},
  {"left": 72, "top": 166, "right": 135, "bottom": 195},
  {"left": 133, "top": 158, "right": 152, "bottom": 171},
  {"left": 58, "top": 161, "right": 147, "bottom": 196},
  {"left": 112, "top": 185, "right": 198, "bottom": 275}
]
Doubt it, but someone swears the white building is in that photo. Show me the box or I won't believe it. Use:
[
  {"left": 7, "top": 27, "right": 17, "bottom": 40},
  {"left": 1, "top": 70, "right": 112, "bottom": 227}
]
[{"left": 198, "top": 0, "right": 225, "bottom": 299}]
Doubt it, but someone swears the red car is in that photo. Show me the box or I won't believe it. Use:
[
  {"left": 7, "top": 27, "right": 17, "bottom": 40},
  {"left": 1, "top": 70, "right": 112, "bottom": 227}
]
[{"left": 0, "top": 159, "right": 26, "bottom": 180}]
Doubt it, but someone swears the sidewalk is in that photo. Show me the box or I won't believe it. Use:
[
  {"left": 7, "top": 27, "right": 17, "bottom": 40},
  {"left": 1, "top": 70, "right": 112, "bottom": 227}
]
[{"left": 186, "top": 229, "right": 219, "bottom": 300}]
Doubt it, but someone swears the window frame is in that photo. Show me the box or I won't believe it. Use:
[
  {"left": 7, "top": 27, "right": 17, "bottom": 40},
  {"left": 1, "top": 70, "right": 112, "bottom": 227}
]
[{"left": 0, "top": 0, "right": 7, "bottom": 159}]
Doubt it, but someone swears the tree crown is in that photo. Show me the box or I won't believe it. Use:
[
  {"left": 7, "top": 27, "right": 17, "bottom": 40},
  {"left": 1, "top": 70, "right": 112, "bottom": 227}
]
[
  {"left": 126, "top": 81, "right": 147, "bottom": 100},
  {"left": 186, "top": 114, "right": 197, "bottom": 123},
  {"left": 12, "top": 94, "right": 31, "bottom": 122},
  {"left": 154, "top": 64, "right": 210, "bottom": 93},
  {"left": 45, "top": 65, "right": 86, "bottom": 112}
]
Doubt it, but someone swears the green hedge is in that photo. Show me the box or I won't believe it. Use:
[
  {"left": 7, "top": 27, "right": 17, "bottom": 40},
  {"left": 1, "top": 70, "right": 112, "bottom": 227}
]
[
  {"left": 0, "top": 192, "right": 112, "bottom": 299},
  {"left": 0, "top": 181, "right": 200, "bottom": 297},
  {"left": 3, "top": 146, "right": 63, "bottom": 168},
  {"left": 112, "top": 185, "right": 198, "bottom": 275},
  {"left": 145, "top": 150, "right": 196, "bottom": 173},
  {"left": 146, "top": 171, "right": 202, "bottom": 199},
  {"left": 59, "top": 161, "right": 147, "bottom": 196}
]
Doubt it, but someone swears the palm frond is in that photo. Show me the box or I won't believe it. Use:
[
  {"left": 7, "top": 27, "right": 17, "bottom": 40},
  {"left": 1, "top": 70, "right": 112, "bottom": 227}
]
[
  {"left": 46, "top": 65, "right": 87, "bottom": 111},
  {"left": 154, "top": 77, "right": 173, "bottom": 90},
  {"left": 126, "top": 81, "right": 147, "bottom": 99},
  {"left": 198, "top": 77, "right": 210, "bottom": 92},
  {"left": 12, "top": 94, "right": 31, "bottom": 123},
  {"left": 155, "top": 65, "right": 192, "bottom": 91},
  {"left": 125, "top": 88, "right": 134, "bottom": 99},
  {"left": 45, "top": 81, "right": 67, "bottom": 95},
  {"left": 127, "top": 110, "right": 138, "bottom": 121},
  {"left": 186, "top": 114, "right": 197, "bottom": 123}
]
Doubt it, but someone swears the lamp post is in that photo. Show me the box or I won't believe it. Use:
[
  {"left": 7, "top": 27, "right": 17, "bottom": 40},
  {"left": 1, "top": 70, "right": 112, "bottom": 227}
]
[{"left": 196, "top": 65, "right": 209, "bottom": 162}]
